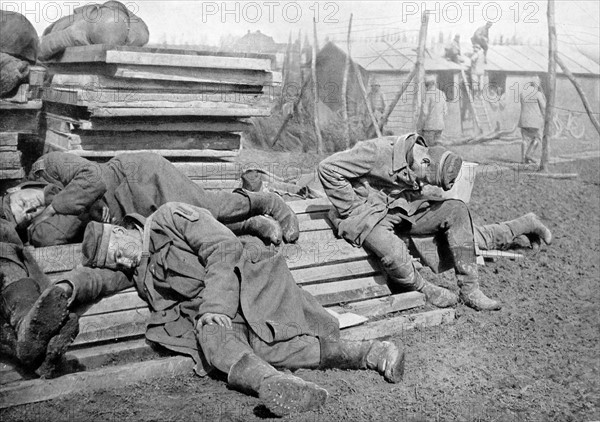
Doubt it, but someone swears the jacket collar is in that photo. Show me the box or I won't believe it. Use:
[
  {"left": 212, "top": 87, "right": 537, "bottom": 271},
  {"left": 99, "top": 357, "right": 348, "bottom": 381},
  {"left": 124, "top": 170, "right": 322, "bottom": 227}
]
[
  {"left": 391, "top": 132, "right": 427, "bottom": 172},
  {"left": 124, "top": 212, "right": 170, "bottom": 252}
]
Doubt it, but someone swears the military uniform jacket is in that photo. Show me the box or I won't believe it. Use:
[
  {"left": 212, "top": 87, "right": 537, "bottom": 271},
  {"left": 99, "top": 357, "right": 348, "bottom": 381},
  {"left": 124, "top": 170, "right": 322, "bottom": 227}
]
[
  {"left": 318, "top": 134, "right": 429, "bottom": 247},
  {"left": 30, "top": 152, "right": 252, "bottom": 246},
  {"left": 131, "top": 203, "right": 338, "bottom": 375},
  {"left": 518, "top": 89, "right": 546, "bottom": 129}
]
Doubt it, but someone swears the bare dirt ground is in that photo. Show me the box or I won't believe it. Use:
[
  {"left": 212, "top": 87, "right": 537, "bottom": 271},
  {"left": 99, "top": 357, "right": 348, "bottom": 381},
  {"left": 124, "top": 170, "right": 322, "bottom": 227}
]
[{"left": 2, "top": 136, "right": 599, "bottom": 422}]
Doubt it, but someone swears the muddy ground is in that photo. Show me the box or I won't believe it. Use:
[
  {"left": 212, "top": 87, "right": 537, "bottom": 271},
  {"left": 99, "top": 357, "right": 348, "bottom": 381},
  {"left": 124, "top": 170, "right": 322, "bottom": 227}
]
[{"left": 2, "top": 138, "right": 599, "bottom": 422}]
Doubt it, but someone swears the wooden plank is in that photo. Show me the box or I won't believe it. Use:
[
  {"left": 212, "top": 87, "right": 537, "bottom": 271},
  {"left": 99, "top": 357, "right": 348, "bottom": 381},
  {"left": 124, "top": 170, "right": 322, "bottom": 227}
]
[
  {"left": 75, "top": 289, "right": 142, "bottom": 317},
  {"left": 44, "top": 87, "right": 273, "bottom": 109},
  {"left": 0, "top": 133, "right": 18, "bottom": 146},
  {"left": 0, "top": 108, "right": 41, "bottom": 133},
  {"left": 0, "top": 151, "right": 22, "bottom": 169},
  {"left": 0, "top": 355, "right": 194, "bottom": 409},
  {"left": 0, "top": 146, "right": 18, "bottom": 152},
  {"left": 480, "top": 250, "right": 524, "bottom": 260},
  {"left": 87, "top": 105, "right": 269, "bottom": 118},
  {"left": 192, "top": 180, "right": 240, "bottom": 190},
  {"left": 0, "top": 169, "right": 25, "bottom": 179},
  {"left": 292, "top": 257, "right": 380, "bottom": 285},
  {"left": 330, "top": 292, "right": 426, "bottom": 319},
  {"left": 296, "top": 211, "right": 329, "bottom": 224},
  {"left": 0, "top": 100, "right": 42, "bottom": 110},
  {"left": 326, "top": 309, "right": 368, "bottom": 328},
  {"left": 50, "top": 74, "right": 265, "bottom": 94},
  {"left": 104, "top": 50, "right": 272, "bottom": 71},
  {"left": 85, "top": 118, "right": 250, "bottom": 133},
  {"left": 73, "top": 131, "right": 240, "bottom": 151},
  {"left": 287, "top": 198, "right": 332, "bottom": 214},
  {"left": 340, "top": 308, "right": 455, "bottom": 341},
  {"left": 299, "top": 218, "right": 334, "bottom": 232},
  {"left": 70, "top": 149, "right": 240, "bottom": 158},
  {"left": 303, "top": 276, "right": 391, "bottom": 306},
  {"left": 74, "top": 309, "right": 149, "bottom": 346}
]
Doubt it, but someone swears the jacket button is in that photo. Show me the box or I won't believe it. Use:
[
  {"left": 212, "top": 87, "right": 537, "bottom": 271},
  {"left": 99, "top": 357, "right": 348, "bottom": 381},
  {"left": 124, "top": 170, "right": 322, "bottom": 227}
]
[{"left": 161, "top": 310, "right": 167, "bottom": 316}]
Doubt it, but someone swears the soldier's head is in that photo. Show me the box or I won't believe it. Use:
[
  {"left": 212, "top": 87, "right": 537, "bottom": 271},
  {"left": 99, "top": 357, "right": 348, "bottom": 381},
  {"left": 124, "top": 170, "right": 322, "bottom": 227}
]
[
  {"left": 82, "top": 220, "right": 142, "bottom": 270},
  {"left": 424, "top": 74, "right": 437, "bottom": 90},
  {"left": 370, "top": 78, "right": 381, "bottom": 91},
  {"left": 410, "top": 144, "right": 462, "bottom": 190},
  {"left": 454, "top": 34, "right": 460, "bottom": 41},
  {"left": 485, "top": 21, "right": 493, "bottom": 28},
  {"left": 1, "top": 182, "right": 51, "bottom": 227}
]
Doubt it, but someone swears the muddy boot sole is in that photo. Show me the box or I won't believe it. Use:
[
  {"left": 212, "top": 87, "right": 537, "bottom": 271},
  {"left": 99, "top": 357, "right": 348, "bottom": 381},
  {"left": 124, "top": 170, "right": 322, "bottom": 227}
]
[
  {"left": 259, "top": 374, "right": 328, "bottom": 417},
  {"left": 37, "top": 313, "right": 80, "bottom": 379},
  {"left": 16, "top": 286, "right": 69, "bottom": 368}
]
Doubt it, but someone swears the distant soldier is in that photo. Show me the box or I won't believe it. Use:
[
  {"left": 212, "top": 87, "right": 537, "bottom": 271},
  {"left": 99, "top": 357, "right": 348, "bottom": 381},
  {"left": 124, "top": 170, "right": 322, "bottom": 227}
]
[
  {"left": 470, "top": 44, "right": 486, "bottom": 98},
  {"left": 471, "top": 21, "right": 493, "bottom": 63},
  {"left": 444, "top": 35, "right": 463, "bottom": 63},
  {"left": 365, "top": 77, "right": 386, "bottom": 138},
  {"left": 518, "top": 76, "right": 546, "bottom": 164},
  {"left": 417, "top": 75, "right": 448, "bottom": 146}
]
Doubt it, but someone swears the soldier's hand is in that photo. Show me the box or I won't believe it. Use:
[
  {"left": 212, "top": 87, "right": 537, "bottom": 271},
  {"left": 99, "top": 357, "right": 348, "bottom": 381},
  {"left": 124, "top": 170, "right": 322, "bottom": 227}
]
[{"left": 199, "top": 313, "right": 232, "bottom": 329}]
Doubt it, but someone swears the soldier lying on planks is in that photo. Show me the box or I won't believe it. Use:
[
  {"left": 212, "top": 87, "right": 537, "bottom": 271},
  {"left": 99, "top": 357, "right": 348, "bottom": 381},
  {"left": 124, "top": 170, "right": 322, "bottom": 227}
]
[
  {"left": 3, "top": 151, "right": 298, "bottom": 248},
  {"left": 76, "top": 202, "right": 405, "bottom": 416},
  {"left": 318, "top": 133, "right": 552, "bottom": 311}
]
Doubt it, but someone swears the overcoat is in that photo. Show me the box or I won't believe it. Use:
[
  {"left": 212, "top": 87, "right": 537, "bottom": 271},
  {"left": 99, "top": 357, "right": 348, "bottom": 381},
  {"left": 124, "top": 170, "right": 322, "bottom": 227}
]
[
  {"left": 518, "top": 89, "right": 546, "bottom": 129},
  {"left": 129, "top": 203, "right": 338, "bottom": 374}
]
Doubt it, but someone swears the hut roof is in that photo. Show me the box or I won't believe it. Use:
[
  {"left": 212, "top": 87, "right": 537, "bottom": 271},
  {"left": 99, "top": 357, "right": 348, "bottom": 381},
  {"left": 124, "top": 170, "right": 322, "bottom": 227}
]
[
  {"left": 321, "top": 41, "right": 463, "bottom": 72},
  {"left": 479, "top": 45, "right": 599, "bottom": 76}
]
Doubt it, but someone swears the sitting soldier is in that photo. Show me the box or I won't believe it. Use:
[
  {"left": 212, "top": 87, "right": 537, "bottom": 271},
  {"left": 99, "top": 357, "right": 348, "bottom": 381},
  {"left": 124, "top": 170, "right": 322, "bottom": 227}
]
[
  {"left": 318, "top": 133, "right": 552, "bottom": 311},
  {"left": 78, "top": 202, "right": 405, "bottom": 416},
  {"left": 4, "top": 151, "right": 298, "bottom": 247}
]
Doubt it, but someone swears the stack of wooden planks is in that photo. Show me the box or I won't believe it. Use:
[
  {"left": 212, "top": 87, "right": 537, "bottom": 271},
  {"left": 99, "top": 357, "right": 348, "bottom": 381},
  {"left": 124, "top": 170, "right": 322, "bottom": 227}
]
[
  {"left": 0, "top": 67, "right": 45, "bottom": 186},
  {"left": 42, "top": 45, "right": 281, "bottom": 157},
  {"left": 0, "top": 198, "right": 455, "bottom": 407}
]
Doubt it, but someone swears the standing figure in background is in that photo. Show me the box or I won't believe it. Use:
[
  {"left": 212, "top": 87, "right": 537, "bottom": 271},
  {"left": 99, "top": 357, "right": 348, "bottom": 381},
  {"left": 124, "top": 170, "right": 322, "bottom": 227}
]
[
  {"left": 518, "top": 76, "right": 546, "bottom": 164},
  {"left": 417, "top": 75, "right": 448, "bottom": 146},
  {"left": 444, "top": 34, "right": 463, "bottom": 63},
  {"left": 471, "top": 21, "right": 493, "bottom": 63},
  {"left": 365, "top": 78, "right": 386, "bottom": 138},
  {"left": 470, "top": 44, "right": 486, "bottom": 99}
]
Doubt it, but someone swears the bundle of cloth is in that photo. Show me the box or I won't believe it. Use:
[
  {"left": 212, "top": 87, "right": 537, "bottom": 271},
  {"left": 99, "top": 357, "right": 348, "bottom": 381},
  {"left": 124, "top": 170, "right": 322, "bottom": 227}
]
[
  {"left": 39, "top": 0, "right": 149, "bottom": 61},
  {"left": 0, "top": 11, "right": 38, "bottom": 97}
]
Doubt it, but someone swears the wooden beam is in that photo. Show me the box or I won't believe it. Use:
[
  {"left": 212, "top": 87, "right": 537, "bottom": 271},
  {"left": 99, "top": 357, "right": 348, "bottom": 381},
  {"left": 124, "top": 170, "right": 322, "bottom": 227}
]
[
  {"left": 540, "top": 0, "right": 557, "bottom": 172},
  {"left": 555, "top": 55, "right": 600, "bottom": 137},
  {"left": 312, "top": 18, "right": 323, "bottom": 154},
  {"left": 104, "top": 50, "right": 272, "bottom": 71},
  {"left": 351, "top": 57, "right": 382, "bottom": 138},
  {"left": 330, "top": 291, "right": 426, "bottom": 318},
  {"left": 68, "top": 149, "right": 240, "bottom": 158},
  {"left": 87, "top": 106, "right": 269, "bottom": 118},
  {"left": 340, "top": 308, "right": 455, "bottom": 341},
  {"left": 0, "top": 356, "right": 194, "bottom": 409},
  {"left": 413, "top": 11, "right": 430, "bottom": 132},
  {"left": 342, "top": 14, "right": 353, "bottom": 149}
]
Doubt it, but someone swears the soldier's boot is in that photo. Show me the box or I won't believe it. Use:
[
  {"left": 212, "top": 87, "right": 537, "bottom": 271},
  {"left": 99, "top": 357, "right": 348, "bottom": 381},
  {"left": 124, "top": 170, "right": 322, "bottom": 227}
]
[
  {"left": 1, "top": 278, "right": 70, "bottom": 368},
  {"left": 37, "top": 312, "right": 80, "bottom": 379},
  {"left": 319, "top": 339, "right": 405, "bottom": 383},
  {"left": 455, "top": 260, "right": 501, "bottom": 311},
  {"left": 0, "top": 314, "right": 17, "bottom": 359},
  {"left": 228, "top": 352, "right": 328, "bottom": 417},
  {"left": 505, "top": 213, "right": 552, "bottom": 246},
  {"left": 243, "top": 190, "right": 300, "bottom": 243},
  {"left": 228, "top": 215, "right": 283, "bottom": 245},
  {"left": 384, "top": 259, "right": 458, "bottom": 308},
  {"left": 414, "top": 271, "right": 458, "bottom": 308}
]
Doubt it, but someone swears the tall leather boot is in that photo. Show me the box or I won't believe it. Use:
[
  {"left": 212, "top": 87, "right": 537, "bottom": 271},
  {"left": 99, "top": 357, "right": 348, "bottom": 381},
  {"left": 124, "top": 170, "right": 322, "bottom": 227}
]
[
  {"left": 319, "top": 338, "right": 405, "bottom": 383},
  {"left": 228, "top": 352, "right": 328, "bottom": 417},
  {"left": 36, "top": 312, "right": 80, "bottom": 379},
  {"left": 1, "top": 278, "right": 69, "bottom": 368},
  {"left": 455, "top": 260, "right": 501, "bottom": 311},
  {"left": 227, "top": 215, "right": 283, "bottom": 245},
  {"left": 413, "top": 270, "right": 458, "bottom": 308},
  {"left": 239, "top": 190, "right": 300, "bottom": 243},
  {"left": 505, "top": 213, "right": 552, "bottom": 246}
]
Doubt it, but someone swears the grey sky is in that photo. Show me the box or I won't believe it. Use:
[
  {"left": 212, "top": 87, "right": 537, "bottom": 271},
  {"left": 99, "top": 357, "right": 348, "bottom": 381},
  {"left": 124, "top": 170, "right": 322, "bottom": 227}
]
[{"left": 4, "top": 0, "right": 599, "bottom": 47}]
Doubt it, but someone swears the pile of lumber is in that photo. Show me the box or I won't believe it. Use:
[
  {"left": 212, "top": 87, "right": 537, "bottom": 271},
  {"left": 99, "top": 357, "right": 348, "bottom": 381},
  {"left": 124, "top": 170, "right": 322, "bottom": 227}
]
[
  {"left": 0, "top": 67, "right": 45, "bottom": 185},
  {"left": 42, "top": 45, "right": 280, "bottom": 157}
]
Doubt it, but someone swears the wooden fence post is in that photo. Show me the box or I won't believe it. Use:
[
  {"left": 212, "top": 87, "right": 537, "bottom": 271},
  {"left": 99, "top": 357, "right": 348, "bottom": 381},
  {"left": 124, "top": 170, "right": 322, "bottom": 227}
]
[
  {"left": 412, "top": 11, "right": 430, "bottom": 132},
  {"left": 312, "top": 18, "right": 323, "bottom": 154},
  {"left": 540, "top": 0, "right": 556, "bottom": 172},
  {"left": 342, "top": 14, "right": 353, "bottom": 149}
]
